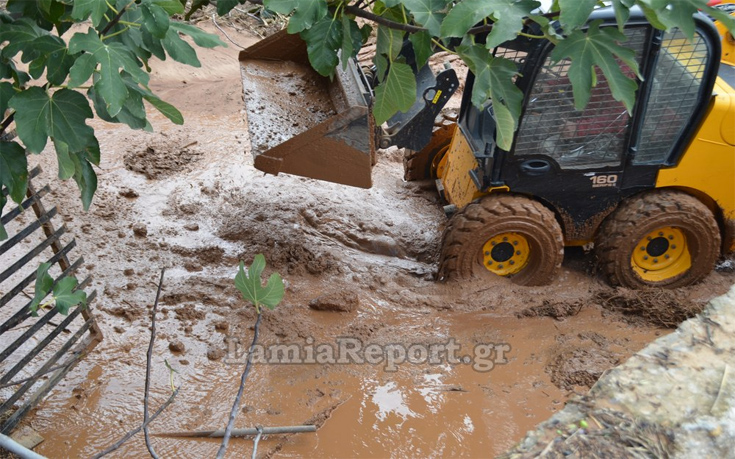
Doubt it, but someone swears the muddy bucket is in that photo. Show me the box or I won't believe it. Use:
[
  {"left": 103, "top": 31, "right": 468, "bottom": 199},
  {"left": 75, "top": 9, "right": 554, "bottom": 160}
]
[{"left": 239, "top": 30, "right": 376, "bottom": 188}]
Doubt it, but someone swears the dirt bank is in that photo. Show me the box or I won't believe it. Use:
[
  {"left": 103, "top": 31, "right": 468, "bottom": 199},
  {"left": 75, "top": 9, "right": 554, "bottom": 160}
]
[
  {"left": 6, "top": 19, "right": 734, "bottom": 459},
  {"left": 503, "top": 286, "right": 735, "bottom": 458}
]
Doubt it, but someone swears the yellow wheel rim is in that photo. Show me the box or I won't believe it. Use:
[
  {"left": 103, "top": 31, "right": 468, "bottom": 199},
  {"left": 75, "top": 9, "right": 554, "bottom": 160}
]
[
  {"left": 482, "top": 232, "right": 530, "bottom": 276},
  {"left": 631, "top": 226, "right": 691, "bottom": 282}
]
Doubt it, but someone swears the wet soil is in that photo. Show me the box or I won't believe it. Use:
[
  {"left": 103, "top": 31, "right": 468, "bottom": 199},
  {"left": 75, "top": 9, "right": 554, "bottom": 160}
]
[{"left": 10, "top": 21, "right": 735, "bottom": 459}]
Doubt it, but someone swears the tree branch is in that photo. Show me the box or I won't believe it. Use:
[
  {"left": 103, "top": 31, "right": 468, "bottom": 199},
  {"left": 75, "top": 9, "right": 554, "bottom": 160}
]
[
  {"left": 143, "top": 268, "right": 166, "bottom": 459},
  {"left": 215, "top": 312, "right": 263, "bottom": 459},
  {"left": 0, "top": 112, "right": 14, "bottom": 137}
]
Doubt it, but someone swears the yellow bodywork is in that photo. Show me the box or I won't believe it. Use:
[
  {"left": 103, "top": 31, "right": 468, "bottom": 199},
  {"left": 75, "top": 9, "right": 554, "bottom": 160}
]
[
  {"left": 655, "top": 77, "right": 735, "bottom": 251},
  {"left": 437, "top": 128, "right": 483, "bottom": 208}
]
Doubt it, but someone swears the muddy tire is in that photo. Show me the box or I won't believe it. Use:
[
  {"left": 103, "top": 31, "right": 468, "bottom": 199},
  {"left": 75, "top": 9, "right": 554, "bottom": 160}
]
[
  {"left": 596, "top": 190, "right": 720, "bottom": 289},
  {"left": 438, "top": 195, "right": 564, "bottom": 286}
]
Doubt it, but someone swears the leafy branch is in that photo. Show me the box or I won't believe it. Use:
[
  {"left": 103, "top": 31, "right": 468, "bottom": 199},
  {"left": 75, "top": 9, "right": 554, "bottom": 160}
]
[
  {"left": 216, "top": 254, "right": 284, "bottom": 459},
  {"left": 202, "top": 0, "right": 735, "bottom": 151}
]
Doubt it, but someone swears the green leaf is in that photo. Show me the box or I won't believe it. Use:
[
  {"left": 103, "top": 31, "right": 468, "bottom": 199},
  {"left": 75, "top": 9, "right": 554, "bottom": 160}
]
[
  {"left": 611, "top": 0, "right": 635, "bottom": 31},
  {"left": 376, "top": 24, "right": 403, "bottom": 61},
  {"left": 373, "top": 61, "right": 417, "bottom": 125},
  {"left": 558, "top": 0, "right": 597, "bottom": 32},
  {"left": 31, "top": 34, "right": 75, "bottom": 85},
  {"left": 402, "top": 0, "right": 449, "bottom": 37},
  {"left": 69, "top": 30, "right": 150, "bottom": 116},
  {"left": 143, "top": 94, "right": 184, "bottom": 124},
  {"left": 409, "top": 30, "right": 432, "bottom": 69},
  {"left": 152, "top": 0, "right": 185, "bottom": 15},
  {"left": 52, "top": 276, "right": 87, "bottom": 315},
  {"left": 141, "top": 3, "right": 170, "bottom": 39},
  {"left": 341, "top": 15, "right": 362, "bottom": 68},
  {"left": 142, "top": 27, "right": 167, "bottom": 60},
  {"left": 457, "top": 42, "right": 523, "bottom": 150},
  {"left": 0, "top": 18, "right": 48, "bottom": 60},
  {"left": 9, "top": 87, "right": 95, "bottom": 154},
  {"left": 234, "top": 255, "right": 285, "bottom": 312},
  {"left": 300, "top": 17, "right": 342, "bottom": 77},
  {"left": 169, "top": 22, "right": 226, "bottom": 48},
  {"left": 263, "top": 0, "right": 296, "bottom": 15},
  {"left": 71, "top": 153, "right": 97, "bottom": 210},
  {"left": 286, "top": 0, "right": 328, "bottom": 34},
  {"left": 550, "top": 21, "right": 640, "bottom": 113},
  {"left": 54, "top": 140, "right": 75, "bottom": 180},
  {"left": 0, "top": 140, "right": 28, "bottom": 203},
  {"left": 162, "top": 27, "right": 201, "bottom": 67},
  {"left": 71, "top": 0, "right": 108, "bottom": 27},
  {"left": 68, "top": 52, "right": 97, "bottom": 88},
  {"left": 441, "top": 0, "right": 540, "bottom": 47},
  {"left": 29, "top": 262, "right": 54, "bottom": 315},
  {"left": 0, "top": 82, "right": 15, "bottom": 117},
  {"left": 635, "top": 0, "right": 735, "bottom": 40},
  {"left": 216, "top": 0, "right": 239, "bottom": 15}
]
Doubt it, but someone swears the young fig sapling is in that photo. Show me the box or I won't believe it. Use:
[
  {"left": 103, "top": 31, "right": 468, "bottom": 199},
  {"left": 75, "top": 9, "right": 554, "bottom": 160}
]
[{"left": 234, "top": 254, "right": 284, "bottom": 313}]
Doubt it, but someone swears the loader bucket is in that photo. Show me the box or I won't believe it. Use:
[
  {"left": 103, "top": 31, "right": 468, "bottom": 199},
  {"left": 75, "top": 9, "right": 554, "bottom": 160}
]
[{"left": 239, "top": 30, "right": 376, "bottom": 188}]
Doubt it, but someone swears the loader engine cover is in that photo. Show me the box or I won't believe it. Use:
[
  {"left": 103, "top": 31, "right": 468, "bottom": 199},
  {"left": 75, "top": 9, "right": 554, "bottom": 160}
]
[{"left": 239, "top": 30, "right": 377, "bottom": 188}]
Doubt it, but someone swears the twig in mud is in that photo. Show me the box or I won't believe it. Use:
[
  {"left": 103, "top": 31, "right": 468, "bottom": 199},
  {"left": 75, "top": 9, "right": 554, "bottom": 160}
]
[
  {"left": 144, "top": 269, "right": 166, "bottom": 459},
  {"left": 215, "top": 312, "right": 263, "bottom": 459},
  {"left": 91, "top": 387, "right": 180, "bottom": 459},
  {"left": 212, "top": 14, "right": 246, "bottom": 49},
  {"left": 251, "top": 426, "right": 264, "bottom": 459}
]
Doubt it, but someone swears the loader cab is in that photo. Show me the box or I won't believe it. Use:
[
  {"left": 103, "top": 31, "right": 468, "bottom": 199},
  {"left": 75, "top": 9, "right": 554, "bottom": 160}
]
[{"left": 454, "top": 9, "right": 723, "bottom": 242}]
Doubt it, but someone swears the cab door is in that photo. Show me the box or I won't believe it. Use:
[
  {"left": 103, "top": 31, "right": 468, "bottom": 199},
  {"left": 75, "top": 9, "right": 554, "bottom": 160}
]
[{"left": 501, "top": 26, "right": 652, "bottom": 241}]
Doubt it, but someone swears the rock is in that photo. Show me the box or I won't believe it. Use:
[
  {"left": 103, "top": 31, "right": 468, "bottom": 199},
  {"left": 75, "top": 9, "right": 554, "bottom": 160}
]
[
  {"left": 309, "top": 291, "right": 359, "bottom": 312},
  {"left": 214, "top": 320, "right": 229, "bottom": 333},
  {"left": 169, "top": 340, "right": 185, "bottom": 353},
  {"left": 184, "top": 223, "right": 200, "bottom": 231},
  {"left": 132, "top": 223, "right": 148, "bottom": 237},
  {"left": 123, "top": 268, "right": 135, "bottom": 276},
  {"left": 119, "top": 188, "right": 139, "bottom": 198},
  {"left": 113, "top": 326, "right": 125, "bottom": 333},
  {"left": 207, "top": 346, "right": 226, "bottom": 361}
]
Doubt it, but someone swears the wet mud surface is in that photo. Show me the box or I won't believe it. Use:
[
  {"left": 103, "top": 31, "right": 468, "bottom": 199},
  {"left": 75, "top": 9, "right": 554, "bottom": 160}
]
[{"left": 9, "top": 23, "right": 735, "bottom": 458}]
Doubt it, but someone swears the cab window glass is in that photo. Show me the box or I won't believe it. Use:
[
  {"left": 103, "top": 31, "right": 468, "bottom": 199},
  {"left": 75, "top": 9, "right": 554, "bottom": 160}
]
[
  {"left": 633, "top": 29, "right": 710, "bottom": 165},
  {"left": 515, "top": 27, "right": 648, "bottom": 169}
]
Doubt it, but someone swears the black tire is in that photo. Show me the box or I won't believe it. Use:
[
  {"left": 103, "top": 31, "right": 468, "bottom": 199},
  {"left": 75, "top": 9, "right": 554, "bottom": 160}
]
[
  {"left": 596, "top": 190, "right": 720, "bottom": 289},
  {"left": 438, "top": 195, "right": 564, "bottom": 286}
]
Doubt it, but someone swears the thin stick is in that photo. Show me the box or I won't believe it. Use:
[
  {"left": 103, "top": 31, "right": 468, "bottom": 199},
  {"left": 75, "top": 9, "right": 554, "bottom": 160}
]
[
  {"left": 144, "top": 269, "right": 166, "bottom": 459},
  {"left": 251, "top": 426, "right": 263, "bottom": 459},
  {"left": 215, "top": 312, "right": 263, "bottom": 459},
  {"left": 91, "top": 387, "right": 180, "bottom": 459},
  {"left": 156, "top": 425, "right": 317, "bottom": 438},
  {"left": 212, "top": 14, "right": 246, "bottom": 49}
]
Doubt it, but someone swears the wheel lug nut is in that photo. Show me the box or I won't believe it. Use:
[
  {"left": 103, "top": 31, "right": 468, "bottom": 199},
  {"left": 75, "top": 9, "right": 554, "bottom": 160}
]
[
  {"left": 516, "top": 251, "right": 521, "bottom": 256},
  {"left": 509, "top": 260, "right": 515, "bottom": 265},
  {"left": 665, "top": 254, "right": 670, "bottom": 259},
  {"left": 659, "top": 231, "right": 664, "bottom": 236},
  {"left": 513, "top": 241, "right": 518, "bottom": 246},
  {"left": 653, "top": 258, "right": 658, "bottom": 263},
  {"left": 491, "top": 241, "right": 496, "bottom": 246},
  {"left": 640, "top": 246, "right": 646, "bottom": 251},
  {"left": 503, "top": 237, "right": 508, "bottom": 242},
  {"left": 487, "top": 261, "right": 493, "bottom": 266},
  {"left": 644, "top": 256, "right": 649, "bottom": 260},
  {"left": 672, "top": 245, "right": 677, "bottom": 249},
  {"left": 647, "top": 236, "right": 652, "bottom": 241},
  {"left": 498, "top": 264, "right": 503, "bottom": 269},
  {"left": 668, "top": 235, "right": 674, "bottom": 240},
  {"left": 485, "top": 251, "right": 490, "bottom": 256}
]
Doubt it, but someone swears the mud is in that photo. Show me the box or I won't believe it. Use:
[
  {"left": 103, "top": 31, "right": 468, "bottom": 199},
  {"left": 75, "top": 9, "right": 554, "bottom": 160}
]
[
  {"left": 596, "top": 287, "right": 706, "bottom": 327},
  {"left": 8, "top": 20, "right": 735, "bottom": 459}
]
